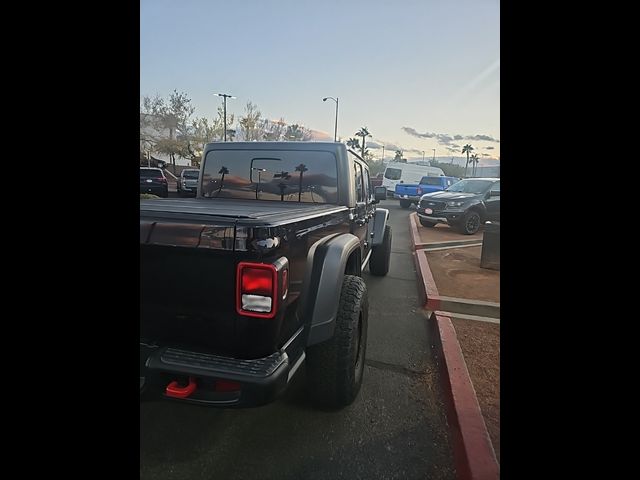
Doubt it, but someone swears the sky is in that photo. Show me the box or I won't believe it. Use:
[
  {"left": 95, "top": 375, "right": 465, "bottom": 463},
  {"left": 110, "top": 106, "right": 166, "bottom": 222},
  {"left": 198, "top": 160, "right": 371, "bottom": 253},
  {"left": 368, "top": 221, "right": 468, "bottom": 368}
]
[{"left": 140, "top": 0, "right": 499, "bottom": 165}]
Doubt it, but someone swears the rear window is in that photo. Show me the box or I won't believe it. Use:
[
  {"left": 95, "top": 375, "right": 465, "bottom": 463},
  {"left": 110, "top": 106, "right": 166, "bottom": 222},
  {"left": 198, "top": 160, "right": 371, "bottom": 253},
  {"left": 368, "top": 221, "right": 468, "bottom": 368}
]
[
  {"left": 183, "top": 170, "right": 199, "bottom": 179},
  {"left": 420, "top": 176, "right": 441, "bottom": 185},
  {"left": 201, "top": 149, "right": 338, "bottom": 203},
  {"left": 384, "top": 168, "right": 402, "bottom": 180},
  {"left": 140, "top": 169, "right": 163, "bottom": 178}
]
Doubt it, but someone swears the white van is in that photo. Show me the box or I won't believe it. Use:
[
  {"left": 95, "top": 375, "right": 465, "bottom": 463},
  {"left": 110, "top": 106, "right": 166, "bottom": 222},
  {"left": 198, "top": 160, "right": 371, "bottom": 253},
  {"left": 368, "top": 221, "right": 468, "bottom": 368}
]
[{"left": 382, "top": 163, "right": 445, "bottom": 196}]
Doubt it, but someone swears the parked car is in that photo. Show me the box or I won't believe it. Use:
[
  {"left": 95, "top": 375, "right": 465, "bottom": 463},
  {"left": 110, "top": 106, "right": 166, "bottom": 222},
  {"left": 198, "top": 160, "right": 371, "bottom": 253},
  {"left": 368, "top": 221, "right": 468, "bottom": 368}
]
[
  {"left": 416, "top": 178, "right": 500, "bottom": 234},
  {"left": 140, "top": 142, "right": 392, "bottom": 409},
  {"left": 381, "top": 163, "right": 445, "bottom": 198},
  {"left": 394, "top": 175, "right": 460, "bottom": 208},
  {"left": 140, "top": 167, "right": 169, "bottom": 198},
  {"left": 177, "top": 168, "right": 200, "bottom": 196}
]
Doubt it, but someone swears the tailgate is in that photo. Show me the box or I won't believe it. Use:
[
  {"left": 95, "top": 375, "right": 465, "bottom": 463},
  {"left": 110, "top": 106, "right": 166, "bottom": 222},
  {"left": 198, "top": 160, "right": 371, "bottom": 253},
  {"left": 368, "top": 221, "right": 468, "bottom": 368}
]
[
  {"left": 140, "top": 218, "right": 240, "bottom": 356},
  {"left": 395, "top": 184, "right": 419, "bottom": 196}
]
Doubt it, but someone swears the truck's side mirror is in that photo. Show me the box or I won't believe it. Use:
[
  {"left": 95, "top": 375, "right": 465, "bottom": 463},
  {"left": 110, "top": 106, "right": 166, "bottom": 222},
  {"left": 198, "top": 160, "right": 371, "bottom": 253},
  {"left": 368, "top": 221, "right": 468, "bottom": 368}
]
[{"left": 374, "top": 186, "right": 386, "bottom": 203}]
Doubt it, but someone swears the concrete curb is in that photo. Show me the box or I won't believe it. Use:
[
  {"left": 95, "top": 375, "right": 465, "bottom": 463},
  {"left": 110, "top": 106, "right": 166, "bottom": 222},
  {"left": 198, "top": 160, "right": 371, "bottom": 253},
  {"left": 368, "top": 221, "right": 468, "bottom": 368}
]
[{"left": 410, "top": 215, "right": 500, "bottom": 479}]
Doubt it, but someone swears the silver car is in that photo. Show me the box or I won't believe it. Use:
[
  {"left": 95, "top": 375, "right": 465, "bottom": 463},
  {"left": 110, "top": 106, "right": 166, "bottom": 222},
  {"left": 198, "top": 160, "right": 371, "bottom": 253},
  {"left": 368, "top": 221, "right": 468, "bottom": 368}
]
[{"left": 177, "top": 169, "right": 200, "bottom": 197}]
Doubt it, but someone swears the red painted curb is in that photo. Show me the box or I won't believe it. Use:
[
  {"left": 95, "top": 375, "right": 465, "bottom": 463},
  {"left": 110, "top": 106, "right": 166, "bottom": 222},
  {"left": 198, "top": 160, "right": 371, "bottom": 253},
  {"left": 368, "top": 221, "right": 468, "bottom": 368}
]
[
  {"left": 409, "top": 212, "right": 429, "bottom": 250},
  {"left": 409, "top": 215, "right": 499, "bottom": 479},
  {"left": 414, "top": 250, "right": 441, "bottom": 311},
  {"left": 430, "top": 313, "right": 500, "bottom": 480}
]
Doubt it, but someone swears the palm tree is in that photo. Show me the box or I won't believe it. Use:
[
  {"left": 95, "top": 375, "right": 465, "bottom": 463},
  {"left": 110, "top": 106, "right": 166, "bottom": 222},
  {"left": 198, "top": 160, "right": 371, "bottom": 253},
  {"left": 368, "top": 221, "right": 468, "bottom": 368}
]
[
  {"left": 355, "top": 126, "right": 371, "bottom": 158},
  {"left": 461, "top": 144, "right": 474, "bottom": 178},
  {"left": 216, "top": 166, "right": 229, "bottom": 196},
  {"left": 346, "top": 137, "right": 360, "bottom": 150},
  {"left": 295, "top": 163, "right": 308, "bottom": 202},
  {"left": 394, "top": 150, "right": 404, "bottom": 162},
  {"left": 470, "top": 153, "right": 479, "bottom": 177}
]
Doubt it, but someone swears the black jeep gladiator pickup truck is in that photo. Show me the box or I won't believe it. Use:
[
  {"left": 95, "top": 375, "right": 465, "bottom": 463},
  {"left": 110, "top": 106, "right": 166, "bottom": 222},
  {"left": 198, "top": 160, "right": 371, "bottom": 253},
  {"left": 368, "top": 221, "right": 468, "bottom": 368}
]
[{"left": 140, "top": 142, "right": 391, "bottom": 408}]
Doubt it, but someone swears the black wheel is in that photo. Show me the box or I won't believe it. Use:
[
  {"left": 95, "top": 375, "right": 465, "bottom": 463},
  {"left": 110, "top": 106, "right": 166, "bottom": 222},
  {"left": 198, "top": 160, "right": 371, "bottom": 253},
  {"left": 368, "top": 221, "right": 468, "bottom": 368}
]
[
  {"left": 399, "top": 199, "right": 411, "bottom": 209},
  {"left": 306, "top": 275, "right": 368, "bottom": 408},
  {"left": 419, "top": 218, "right": 437, "bottom": 227},
  {"left": 458, "top": 210, "right": 481, "bottom": 235},
  {"left": 369, "top": 225, "right": 392, "bottom": 276}
]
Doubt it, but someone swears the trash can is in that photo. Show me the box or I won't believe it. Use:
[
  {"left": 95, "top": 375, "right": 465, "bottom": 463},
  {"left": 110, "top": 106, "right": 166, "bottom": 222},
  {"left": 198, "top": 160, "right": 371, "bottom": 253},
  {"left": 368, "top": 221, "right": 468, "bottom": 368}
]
[{"left": 480, "top": 221, "right": 500, "bottom": 270}]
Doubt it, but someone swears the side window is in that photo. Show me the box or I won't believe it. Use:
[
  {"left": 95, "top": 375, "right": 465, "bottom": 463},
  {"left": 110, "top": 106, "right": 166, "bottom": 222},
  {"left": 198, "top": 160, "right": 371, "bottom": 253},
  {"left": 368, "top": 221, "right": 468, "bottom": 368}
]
[
  {"left": 362, "top": 165, "right": 371, "bottom": 202},
  {"left": 354, "top": 162, "right": 364, "bottom": 203}
]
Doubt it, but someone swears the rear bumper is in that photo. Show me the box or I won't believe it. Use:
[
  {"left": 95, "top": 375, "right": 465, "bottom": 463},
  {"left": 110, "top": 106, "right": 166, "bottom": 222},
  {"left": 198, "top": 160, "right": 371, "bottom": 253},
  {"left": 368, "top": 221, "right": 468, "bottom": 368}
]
[
  {"left": 140, "top": 185, "right": 168, "bottom": 196},
  {"left": 394, "top": 193, "right": 419, "bottom": 203},
  {"left": 140, "top": 343, "right": 304, "bottom": 407}
]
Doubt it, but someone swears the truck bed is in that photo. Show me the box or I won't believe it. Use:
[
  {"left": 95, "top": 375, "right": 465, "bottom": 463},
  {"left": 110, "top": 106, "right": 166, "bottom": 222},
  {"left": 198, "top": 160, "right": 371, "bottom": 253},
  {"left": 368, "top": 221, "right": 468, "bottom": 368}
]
[{"left": 140, "top": 198, "right": 348, "bottom": 225}]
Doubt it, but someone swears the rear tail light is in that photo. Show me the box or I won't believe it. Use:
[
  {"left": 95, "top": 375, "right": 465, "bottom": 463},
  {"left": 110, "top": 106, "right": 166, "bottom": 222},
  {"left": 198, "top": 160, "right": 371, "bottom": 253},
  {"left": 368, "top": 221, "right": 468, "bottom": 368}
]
[
  {"left": 236, "top": 258, "right": 288, "bottom": 319},
  {"left": 157, "top": 177, "right": 167, "bottom": 183}
]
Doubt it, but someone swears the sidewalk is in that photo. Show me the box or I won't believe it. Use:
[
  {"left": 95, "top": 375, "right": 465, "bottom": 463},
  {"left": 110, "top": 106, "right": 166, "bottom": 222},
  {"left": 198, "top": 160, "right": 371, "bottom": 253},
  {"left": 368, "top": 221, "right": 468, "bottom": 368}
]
[{"left": 410, "top": 213, "right": 500, "bottom": 479}]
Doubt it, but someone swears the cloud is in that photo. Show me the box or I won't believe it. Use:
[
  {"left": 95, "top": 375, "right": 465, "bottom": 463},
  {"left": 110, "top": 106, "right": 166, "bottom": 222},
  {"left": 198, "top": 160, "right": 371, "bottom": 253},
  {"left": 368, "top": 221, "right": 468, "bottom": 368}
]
[
  {"left": 485, "top": 146, "right": 495, "bottom": 150},
  {"left": 403, "top": 126, "right": 500, "bottom": 145},
  {"left": 481, "top": 153, "right": 491, "bottom": 157},
  {"left": 366, "top": 141, "right": 383, "bottom": 149},
  {"left": 466, "top": 134, "right": 500, "bottom": 142}
]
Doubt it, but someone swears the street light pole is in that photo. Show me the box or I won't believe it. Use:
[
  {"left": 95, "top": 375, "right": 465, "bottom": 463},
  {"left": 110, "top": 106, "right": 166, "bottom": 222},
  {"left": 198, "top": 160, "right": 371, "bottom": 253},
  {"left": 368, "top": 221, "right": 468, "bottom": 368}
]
[
  {"left": 422, "top": 151, "right": 425, "bottom": 163},
  {"left": 382, "top": 145, "right": 385, "bottom": 163},
  {"left": 214, "top": 93, "right": 236, "bottom": 141},
  {"left": 432, "top": 148, "right": 436, "bottom": 164},
  {"left": 322, "top": 96, "right": 339, "bottom": 142}
]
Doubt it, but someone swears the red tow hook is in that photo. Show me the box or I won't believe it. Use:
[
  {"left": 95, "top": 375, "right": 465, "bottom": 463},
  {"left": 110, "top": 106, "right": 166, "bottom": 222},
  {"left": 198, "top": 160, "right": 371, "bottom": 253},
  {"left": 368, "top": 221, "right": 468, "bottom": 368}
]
[{"left": 165, "top": 377, "right": 197, "bottom": 398}]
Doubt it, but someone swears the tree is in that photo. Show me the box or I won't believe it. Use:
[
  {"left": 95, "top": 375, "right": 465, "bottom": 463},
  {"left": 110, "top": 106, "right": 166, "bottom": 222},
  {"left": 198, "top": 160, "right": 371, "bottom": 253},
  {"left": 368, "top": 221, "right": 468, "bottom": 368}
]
[
  {"left": 355, "top": 126, "right": 371, "bottom": 157},
  {"left": 239, "top": 101, "right": 263, "bottom": 141},
  {"left": 263, "top": 117, "right": 287, "bottom": 141},
  {"left": 285, "top": 124, "right": 311, "bottom": 141},
  {"left": 186, "top": 117, "right": 215, "bottom": 167},
  {"left": 295, "top": 163, "right": 308, "bottom": 201},
  {"left": 216, "top": 166, "right": 229, "bottom": 197},
  {"left": 470, "top": 153, "right": 479, "bottom": 177},
  {"left": 431, "top": 160, "right": 465, "bottom": 178},
  {"left": 141, "top": 90, "right": 196, "bottom": 173},
  {"left": 461, "top": 144, "right": 474, "bottom": 178},
  {"left": 212, "top": 106, "right": 235, "bottom": 141},
  {"left": 394, "top": 150, "right": 405, "bottom": 162},
  {"left": 346, "top": 137, "right": 360, "bottom": 150}
]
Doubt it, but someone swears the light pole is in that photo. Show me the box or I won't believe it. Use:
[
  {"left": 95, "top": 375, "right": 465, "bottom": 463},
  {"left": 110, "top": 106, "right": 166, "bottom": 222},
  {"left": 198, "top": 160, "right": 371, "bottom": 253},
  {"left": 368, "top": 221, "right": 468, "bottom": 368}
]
[
  {"left": 432, "top": 148, "right": 436, "bottom": 164},
  {"left": 421, "top": 151, "right": 425, "bottom": 163},
  {"left": 252, "top": 167, "right": 266, "bottom": 199},
  {"left": 214, "top": 93, "right": 236, "bottom": 141},
  {"left": 381, "top": 145, "right": 385, "bottom": 163},
  {"left": 322, "top": 96, "right": 338, "bottom": 142}
]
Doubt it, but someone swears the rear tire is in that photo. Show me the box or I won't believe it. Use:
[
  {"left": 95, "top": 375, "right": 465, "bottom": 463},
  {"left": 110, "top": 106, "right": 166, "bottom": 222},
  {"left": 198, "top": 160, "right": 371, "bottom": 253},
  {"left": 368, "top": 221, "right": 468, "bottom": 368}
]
[
  {"left": 306, "top": 275, "right": 368, "bottom": 409},
  {"left": 399, "top": 199, "right": 411, "bottom": 209},
  {"left": 369, "top": 225, "right": 392, "bottom": 276}
]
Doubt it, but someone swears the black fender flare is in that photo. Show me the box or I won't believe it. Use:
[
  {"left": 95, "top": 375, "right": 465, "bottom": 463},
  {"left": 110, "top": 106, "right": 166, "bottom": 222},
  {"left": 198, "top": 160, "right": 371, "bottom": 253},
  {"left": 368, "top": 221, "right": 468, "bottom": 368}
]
[
  {"left": 299, "top": 233, "right": 362, "bottom": 346},
  {"left": 371, "top": 208, "right": 389, "bottom": 247}
]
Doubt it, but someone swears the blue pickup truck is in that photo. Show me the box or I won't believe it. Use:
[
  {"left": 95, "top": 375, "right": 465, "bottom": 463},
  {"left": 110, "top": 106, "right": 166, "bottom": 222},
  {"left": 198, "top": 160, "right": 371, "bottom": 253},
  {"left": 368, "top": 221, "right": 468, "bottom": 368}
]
[{"left": 395, "top": 176, "right": 460, "bottom": 208}]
